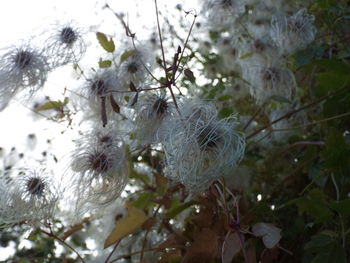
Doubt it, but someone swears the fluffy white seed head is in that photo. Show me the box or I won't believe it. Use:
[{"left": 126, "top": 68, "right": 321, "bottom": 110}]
[
  {"left": 79, "top": 68, "right": 123, "bottom": 125},
  {"left": 0, "top": 169, "right": 59, "bottom": 227},
  {"left": 241, "top": 58, "right": 297, "bottom": 104},
  {"left": 200, "top": 0, "right": 246, "bottom": 30},
  {"left": 216, "top": 36, "right": 242, "bottom": 74},
  {"left": 44, "top": 21, "right": 86, "bottom": 67},
  {"left": 69, "top": 128, "right": 127, "bottom": 215},
  {"left": 118, "top": 45, "right": 154, "bottom": 89},
  {"left": 162, "top": 100, "right": 245, "bottom": 192},
  {"left": 135, "top": 91, "right": 174, "bottom": 144},
  {"left": 0, "top": 44, "right": 49, "bottom": 110},
  {"left": 270, "top": 9, "right": 317, "bottom": 54},
  {"left": 246, "top": 4, "right": 276, "bottom": 40}
]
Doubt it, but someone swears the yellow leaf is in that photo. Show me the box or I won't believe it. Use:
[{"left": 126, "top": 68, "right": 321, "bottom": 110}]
[{"left": 104, "top": 202, "right": 148, "bottom": 248}]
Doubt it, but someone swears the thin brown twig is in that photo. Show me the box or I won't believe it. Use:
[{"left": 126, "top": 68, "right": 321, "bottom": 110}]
[
  {"left": 153, "top": 0, "right": 181, "bottom": 113},
  {"left": 246, "top": 87, "right": 347, "bottom": 140},
  {"left": 174, "top": 11, "right": 197, "bottom": 82},
  {"left": 104, "top": 4, "right": 159, "bottom": 83},
  {"left": 274, "top": 141, "right": 325, "bottom": 157},
  {"left": 104, "top": 240, "right": 121, "bottom": 263},
  {"left": 140, "top": 204, "right": 162, "bottom": 261},
  {"left": 272, "top": 111, "right": 350, "bottom": 132},
  {"left": 154, "top": 0, "right": 168, "bottom": 79},
  {"left": 40, "top": 229, "right": 86, "bottom": 263},
  {"left": 243, "top": 104, "right": 265, "bottom": 131},
  {"left": 105, "top": 86, "right": 166, "bottom": 95}
]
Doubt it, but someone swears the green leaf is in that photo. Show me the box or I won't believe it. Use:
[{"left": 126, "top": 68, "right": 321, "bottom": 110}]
[
  {"left": 313, "top": 0, "right": 337, "bottom": 8},
  {"left": 316, "top": 72, "right": 349, "bottom": 91},
  {"left": 293, "top": 189, "right": 333, "bottom": 223},
  {"left": 98, "top": 59, "right": 112, "bottom": 68},
  {"left": 314, "top": 59, "right": 350, "bottom": 75},
  {"left": 218, "top": 94, "right": 232, "bottom": 101},
  {"left": 132, "top": 192, "right": 156, "bottom": 209},
  {"left": 336, "top": 50, "right": 350, "bottom": 59},
  {"left": 208, "top": 31, "right": 219, "bottom": 41},
  {"left": 270, "top": 95, "right": 291, "bottom": 104},
  {"left": 36, "top": 98, "right": 69, "bottom": 111},
  {"left": 322, "top": 89, "right": 350, "bottom": 120},
  {"left": 329, "top": 199, "right": 350, "bottom": 216},
  {"left": 321, "top": 127, "right": 350, "bottom": 171},
  {"left": 305, "top": 235, "right": 347, "bottom": 263},
  {"left": 166, "top": 201, "right": 195, "bottom": 219},
  {"left": 308, "top": 167, "right": 328, "bottom": 187},
  {"left": 120, "top": 49, "right": 136, "bottom": 63},
  {"left": 293, "top": 46, "right": 324, "bottom": 67},
  {"left": 219, "top": 108, "right": 234, "bottom": 119},
  {"left": 96, "top": 32, "right": 115, "bottom": 53},
  {"left": 305, "top": 235, "right": 334, "bottom": 253},
  {"left": 239, "top": 52, "right": 253, "bottom": 59}
]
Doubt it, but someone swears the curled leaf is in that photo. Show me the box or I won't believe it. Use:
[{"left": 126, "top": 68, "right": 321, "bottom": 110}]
[
  {"left": 252, "top": 223, "right": 281, "bottom": 249},
  {"left": 104, "top": 202, "right": 148, "bottom": 248},
  {"left": 184, "top": 68, "right": 195, "bottom": 83},
  {"left": 109, "top": 95, "right": 120, "bottom": 113},
  {"left": 101, "top": 97, "right": 107, "bottom": 127}
]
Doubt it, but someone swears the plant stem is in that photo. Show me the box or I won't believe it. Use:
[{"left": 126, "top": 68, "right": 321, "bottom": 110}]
[
  {"left": 40, "top": 229, "right": 86, "bottom": 263},
  {"left": 246, "top": 88, "right": 347, "bottom": 140}
]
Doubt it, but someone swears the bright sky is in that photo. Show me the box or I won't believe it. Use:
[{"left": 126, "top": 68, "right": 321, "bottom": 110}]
[{"left": 0, "top": 0, "right": 193, "bottom": 156}]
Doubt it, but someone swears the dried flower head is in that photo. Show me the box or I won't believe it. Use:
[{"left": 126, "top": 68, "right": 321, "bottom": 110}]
[
  {"left": 0, "top": 43, "right": 49, "bottom": 110},
  {"left": 135, "top": 91, "right": 174, "bottom": 144},
  {"left": 246, "top": 4, "right": 275, "bottom": 39},
  {"left": 80, "top": 68, "right": 123, "bottom": 125},
  {"left": 216, "top": 36, "right": 242, "bottom": 74},
  {"left": 118, "top": 46, "right": 154, "bottom": 89},
  {"left": 44, "top": 22, "right": 86, "bottom": 67},
  {"left": 270, "top": 9, "right": 316, "bottom": 54},
  {"left": 241, "top": 57, "right": 297, "bottom": 104},
  {"left": 201, "top": 0, "right": 246, "bottom": 30},
  {"left": 0, "top": 169, "right": 59, "bottom": 227},
  {"left": 70, "top": 128, "right": 127, "bottom": 213},
  {"left": 162, "top": 100, "right": 245, "bottom": 192}
]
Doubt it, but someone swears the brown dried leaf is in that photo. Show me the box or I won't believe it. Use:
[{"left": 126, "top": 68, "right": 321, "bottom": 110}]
[
  {"left": 129, "top": 81, "right": 137, "bottom": 92},
  {"left": 101, "top": 97, "right": 107, "bottom": 127},
  {"left": 104, "top": 202, "right": 148, "bottom": 248},
  {"left": 184, "top": 68, "right": 195, "bottom": 82},
  {"left": 109, "top": 95, "right": 120, "bottom": 113}
]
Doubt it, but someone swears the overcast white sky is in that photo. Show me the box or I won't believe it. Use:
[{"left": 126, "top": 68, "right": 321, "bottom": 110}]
[{"left": 0, "top": 0, "right": 194, "bottom": 155}]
